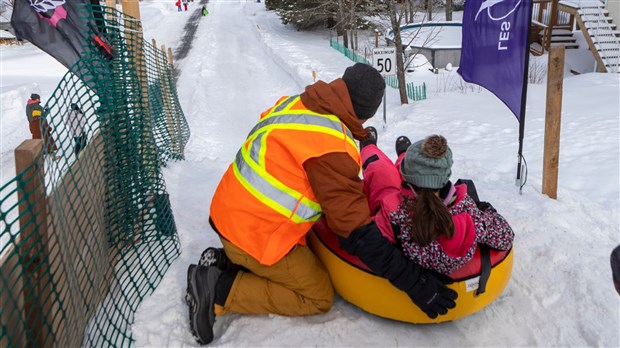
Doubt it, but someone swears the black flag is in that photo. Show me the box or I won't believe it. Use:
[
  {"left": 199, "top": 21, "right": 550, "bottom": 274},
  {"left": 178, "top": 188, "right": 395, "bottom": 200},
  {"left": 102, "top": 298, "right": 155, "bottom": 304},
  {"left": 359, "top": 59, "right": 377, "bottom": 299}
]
[{"left": 11, "top": 0, "right": 114, "bottom": 69}]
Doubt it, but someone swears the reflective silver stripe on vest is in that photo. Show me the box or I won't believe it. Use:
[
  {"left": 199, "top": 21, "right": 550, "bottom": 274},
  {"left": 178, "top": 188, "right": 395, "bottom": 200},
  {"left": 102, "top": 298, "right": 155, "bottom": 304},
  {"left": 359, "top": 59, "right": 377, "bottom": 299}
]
[
  {"left": 249, "top": 114, "right": 353, "bottom": 139},
  {"left": 272, "top": 95, "right": 298, "bottom": 113},
  {"left": 254, "top": 96, "right": 355, "bottom": 140},
  {"left": 249, "top": 131, "right": 264, "bottom": 164},
  {"left": 234, "top": 152, "right": 321, "bottom": 221},
  {"left": 233, "top": 96, "right": 355, "bottom": 222}
]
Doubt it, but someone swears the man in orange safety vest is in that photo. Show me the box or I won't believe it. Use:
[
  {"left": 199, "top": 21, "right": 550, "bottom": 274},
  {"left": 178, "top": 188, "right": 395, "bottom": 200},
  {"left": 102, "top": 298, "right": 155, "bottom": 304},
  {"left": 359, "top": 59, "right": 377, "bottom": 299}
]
[{"left": 186, "top": 63, "right": 457, "bottom": 345}]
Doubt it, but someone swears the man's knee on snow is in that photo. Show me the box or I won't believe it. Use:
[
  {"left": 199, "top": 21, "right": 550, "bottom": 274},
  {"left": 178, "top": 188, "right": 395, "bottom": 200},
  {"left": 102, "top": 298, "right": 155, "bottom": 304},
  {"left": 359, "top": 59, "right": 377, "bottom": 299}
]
[{"left": 310, "top": 285, "right": 334, "bottom": 314}]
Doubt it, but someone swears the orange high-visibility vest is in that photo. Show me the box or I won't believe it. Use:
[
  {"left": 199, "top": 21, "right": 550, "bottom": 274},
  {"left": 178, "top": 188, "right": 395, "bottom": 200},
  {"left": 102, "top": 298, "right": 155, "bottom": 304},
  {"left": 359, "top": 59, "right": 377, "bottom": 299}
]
[{"left": 210, "top": 95, "right": 361, "bottom": 266}]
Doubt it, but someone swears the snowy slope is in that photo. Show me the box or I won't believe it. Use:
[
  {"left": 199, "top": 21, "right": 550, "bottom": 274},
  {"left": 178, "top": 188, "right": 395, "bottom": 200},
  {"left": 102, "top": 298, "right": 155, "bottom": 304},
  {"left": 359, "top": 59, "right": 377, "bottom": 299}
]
[
  {"left": 1, "top": 1, "right": 618, "bottom": 347},
  {"left": 130, "top": 1, "right": 620, "bottom": 347}
]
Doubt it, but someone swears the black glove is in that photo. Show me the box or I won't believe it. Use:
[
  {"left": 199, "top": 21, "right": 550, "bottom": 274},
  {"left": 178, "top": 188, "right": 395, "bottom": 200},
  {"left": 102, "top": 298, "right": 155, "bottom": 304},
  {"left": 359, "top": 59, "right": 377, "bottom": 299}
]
[
  {"left": 477, "top": 201, "right": 496, "bottom": 212},
  {"left": 406, "top": 270, "right": 457, "bottom": 319},
  {"left": 339, "top": 223, "right": 457, "bottom": 319}
]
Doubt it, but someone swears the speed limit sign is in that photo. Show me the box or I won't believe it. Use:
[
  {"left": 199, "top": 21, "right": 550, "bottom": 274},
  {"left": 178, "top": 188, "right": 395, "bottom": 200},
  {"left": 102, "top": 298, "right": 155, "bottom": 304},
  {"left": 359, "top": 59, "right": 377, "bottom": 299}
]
[{"left": 373, "top": 47, "right": 396, "bottom": 76}]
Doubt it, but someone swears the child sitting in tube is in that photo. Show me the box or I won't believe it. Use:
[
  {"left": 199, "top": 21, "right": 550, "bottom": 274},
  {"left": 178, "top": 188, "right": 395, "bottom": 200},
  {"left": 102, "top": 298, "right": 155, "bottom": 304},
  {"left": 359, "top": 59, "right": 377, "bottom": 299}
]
[{"left": 360, "top": 130, "right": 514, "bottom": 275}]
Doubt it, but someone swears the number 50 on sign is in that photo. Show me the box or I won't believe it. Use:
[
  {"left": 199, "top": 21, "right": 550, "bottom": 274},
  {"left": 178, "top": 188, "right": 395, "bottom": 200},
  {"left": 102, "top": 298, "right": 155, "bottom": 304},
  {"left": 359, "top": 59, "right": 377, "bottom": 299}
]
[{"left": 373, "top": 47, "right": 396, "bottom": 76}]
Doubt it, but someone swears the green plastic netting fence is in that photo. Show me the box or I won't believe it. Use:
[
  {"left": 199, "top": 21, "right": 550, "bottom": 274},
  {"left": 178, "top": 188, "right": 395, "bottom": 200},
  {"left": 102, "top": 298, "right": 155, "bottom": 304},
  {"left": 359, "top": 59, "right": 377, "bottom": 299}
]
[
  {"left": 329, "top": 39, "right": 371, "bottom": 64},
  {"left": 1, "top": 4, "right": 189, "bottom": 347}
]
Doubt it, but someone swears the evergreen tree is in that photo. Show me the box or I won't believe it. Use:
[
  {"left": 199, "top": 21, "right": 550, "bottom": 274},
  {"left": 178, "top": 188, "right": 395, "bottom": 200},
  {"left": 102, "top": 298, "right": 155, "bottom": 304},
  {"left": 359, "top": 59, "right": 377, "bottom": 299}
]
[
  {"left": 264, "top": 0, "right": 376, "bottom": 32},
  {"left": 264, "top": 0, "right": 287, "bottom": 11}
]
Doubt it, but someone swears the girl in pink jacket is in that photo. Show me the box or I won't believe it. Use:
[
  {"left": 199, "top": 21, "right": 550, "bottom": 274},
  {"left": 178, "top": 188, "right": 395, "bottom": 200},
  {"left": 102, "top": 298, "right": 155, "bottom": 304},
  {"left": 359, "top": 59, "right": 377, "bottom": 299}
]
[{"left": 360, "top": 130, "right": 514, "bottom": 275}]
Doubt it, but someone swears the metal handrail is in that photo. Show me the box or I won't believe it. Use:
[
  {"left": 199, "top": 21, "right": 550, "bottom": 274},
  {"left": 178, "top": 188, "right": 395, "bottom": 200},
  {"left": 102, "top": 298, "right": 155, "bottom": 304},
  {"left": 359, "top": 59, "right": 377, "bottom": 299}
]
[{"left": 576, "top": 0, "right": 619, "bottom": 72}]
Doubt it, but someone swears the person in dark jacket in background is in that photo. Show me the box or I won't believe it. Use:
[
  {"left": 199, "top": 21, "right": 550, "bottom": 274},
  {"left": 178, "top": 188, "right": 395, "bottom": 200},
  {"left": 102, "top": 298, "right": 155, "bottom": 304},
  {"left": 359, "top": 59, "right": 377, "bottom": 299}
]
[
  {"left": 185, "top": 63, "right": 457, "bottom": 345},
  {"left": 26, "top": 93, "right": 57, "bottom": 157}
]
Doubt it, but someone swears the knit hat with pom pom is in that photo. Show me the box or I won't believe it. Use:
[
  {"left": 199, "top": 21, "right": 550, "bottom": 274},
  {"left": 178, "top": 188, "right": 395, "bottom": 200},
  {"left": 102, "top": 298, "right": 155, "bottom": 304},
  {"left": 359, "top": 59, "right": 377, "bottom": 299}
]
[{"left": 400, "top": 134, "right": 453, "bottom": 189}]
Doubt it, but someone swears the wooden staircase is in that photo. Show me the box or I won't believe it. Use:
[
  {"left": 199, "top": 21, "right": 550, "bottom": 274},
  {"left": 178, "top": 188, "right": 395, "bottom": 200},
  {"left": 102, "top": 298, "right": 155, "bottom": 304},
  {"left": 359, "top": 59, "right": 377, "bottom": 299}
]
[
  {"left": 559, "top": 0, "right": 620, "bottom": 72},
  {"left": 544, "top": 28, "right": 579, "bottom": 49},
  {"left": 530, "top": 0, "right": 577, "bottom": 55}
]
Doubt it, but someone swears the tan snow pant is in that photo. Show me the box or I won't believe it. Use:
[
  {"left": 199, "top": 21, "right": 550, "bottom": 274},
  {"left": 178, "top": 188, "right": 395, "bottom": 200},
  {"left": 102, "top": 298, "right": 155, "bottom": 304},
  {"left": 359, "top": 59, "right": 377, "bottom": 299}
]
[{"left": 215, "top": 236, "right": 334, "bottom": 316}]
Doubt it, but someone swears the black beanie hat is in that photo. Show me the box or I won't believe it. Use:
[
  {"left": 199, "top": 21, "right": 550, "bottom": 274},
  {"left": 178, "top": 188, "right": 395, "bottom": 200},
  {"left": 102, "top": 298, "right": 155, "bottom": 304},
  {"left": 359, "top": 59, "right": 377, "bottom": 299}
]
[
  {"left": 342, "top": 63, "right": 386, "bottom": 119},
  {"left": 30, "top": 93, "right": 40, "bottom": 100}
]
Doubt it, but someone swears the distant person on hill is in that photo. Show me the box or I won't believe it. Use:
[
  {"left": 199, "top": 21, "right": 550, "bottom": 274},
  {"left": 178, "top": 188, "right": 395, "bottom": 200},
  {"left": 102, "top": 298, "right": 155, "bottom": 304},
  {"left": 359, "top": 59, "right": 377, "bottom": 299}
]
[
  {"left": 359, "top": 131, "right": 515, "bottom": 275},
  {"left": 183, "top": 0, "right": 189, "bottom": 11},
  {"left": 175, "top": 0, "right": 182, "bottom": 12},
  {"left": 185, "top": 63, "right": 457, "bottom": 345},
  {"left": 202, "top": 5, "right": 208, "bottom": 16},
  {"left": 67, "top": 103, "right": 87, "bottom": 157},
  {"left": 26, "top": 93, "right": 57, "bottom": 158},
  {"left": 612, "top": 245, "right": 620, "bottom": 295}
]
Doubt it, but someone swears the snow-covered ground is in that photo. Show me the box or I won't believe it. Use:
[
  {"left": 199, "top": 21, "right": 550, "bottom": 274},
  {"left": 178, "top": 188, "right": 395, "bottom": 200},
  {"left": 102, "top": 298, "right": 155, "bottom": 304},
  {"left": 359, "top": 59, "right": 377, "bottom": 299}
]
[{"left": 1, "top": 1, "right": 619, "bottom": 346}]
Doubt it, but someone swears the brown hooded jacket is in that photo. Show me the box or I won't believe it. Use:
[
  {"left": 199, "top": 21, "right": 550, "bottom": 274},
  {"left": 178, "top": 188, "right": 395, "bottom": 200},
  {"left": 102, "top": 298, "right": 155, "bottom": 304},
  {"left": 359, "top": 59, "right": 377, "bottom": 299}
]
[{"left": 300, "top": 78, "right": 372, "bottom": 237}]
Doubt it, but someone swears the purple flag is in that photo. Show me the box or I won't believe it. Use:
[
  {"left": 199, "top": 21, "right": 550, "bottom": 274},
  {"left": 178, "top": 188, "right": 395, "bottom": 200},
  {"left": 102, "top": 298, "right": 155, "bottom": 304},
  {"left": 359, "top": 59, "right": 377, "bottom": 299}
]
[{"left": 458, "top": 0, "right": 533, "bottom": 120}]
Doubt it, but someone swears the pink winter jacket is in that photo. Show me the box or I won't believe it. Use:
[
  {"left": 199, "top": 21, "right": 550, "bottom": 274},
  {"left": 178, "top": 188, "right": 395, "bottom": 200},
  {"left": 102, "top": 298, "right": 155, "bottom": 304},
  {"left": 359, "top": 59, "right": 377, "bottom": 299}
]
[{"left": 361, "top": 144, "right": 514, "bottom": 275}]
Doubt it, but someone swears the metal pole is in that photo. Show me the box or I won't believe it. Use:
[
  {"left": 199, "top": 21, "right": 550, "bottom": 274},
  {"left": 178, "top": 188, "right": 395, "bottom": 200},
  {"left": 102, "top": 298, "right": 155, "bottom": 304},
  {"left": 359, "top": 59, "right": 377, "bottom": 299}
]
[
  {"left": 382, "top": 89, "right": 387, "bottom": 127},
  {"left": 515, "top": 0, "right": 534, "bottom": 193}
]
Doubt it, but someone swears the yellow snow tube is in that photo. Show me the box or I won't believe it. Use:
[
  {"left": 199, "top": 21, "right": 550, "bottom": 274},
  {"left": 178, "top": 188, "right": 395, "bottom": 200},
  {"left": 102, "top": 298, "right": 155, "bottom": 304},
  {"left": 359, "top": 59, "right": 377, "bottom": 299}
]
[{"left": 308, "top": 217, "right": 513, "bottom": 324}]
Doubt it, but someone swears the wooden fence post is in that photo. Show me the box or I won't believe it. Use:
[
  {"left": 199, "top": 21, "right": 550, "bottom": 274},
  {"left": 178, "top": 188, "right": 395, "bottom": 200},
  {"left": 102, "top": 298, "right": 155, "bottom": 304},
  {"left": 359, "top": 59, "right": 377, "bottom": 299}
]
[
  {"left": 14, "top": 139, "right": 51, "bottom": 347},
  {"left": 0, "top": 248, "right": 27, "bottom": 347},
  {"left": 121, "top": 0, "right": 162, "bottom": 175},
  {"left": 542, "top": 46, "right": 565, "bottom": 199},
  {"left": 153, "top": 40, "right": 179, "bottom": 155},
  {"left": 122, "top": 0, "right": 148, "bottom": 105},
  {"left": 165, "top": 45, "right": 184, "bottom": 156},
  {"left": 167, "top": 47, "right": 174, "bottom": 67},
  {"left": 105, "top": 0, "right": 118, "bottom": 23}
]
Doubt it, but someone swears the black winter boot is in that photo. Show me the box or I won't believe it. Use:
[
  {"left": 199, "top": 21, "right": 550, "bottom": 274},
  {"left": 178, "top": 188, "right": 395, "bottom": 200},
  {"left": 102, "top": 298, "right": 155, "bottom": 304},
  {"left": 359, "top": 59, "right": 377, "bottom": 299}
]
[
  {"left": 186, "top": 264, "right": 222, "bottom": 345},
  {"left": 395, "top": 136, "right": 412, "bottom": 156},
  {"left": 199, "top": 247, "right": 231, "bottom": 270},
  {"left": 360, "top": 126, "right": 378, "bottom": 149}
]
